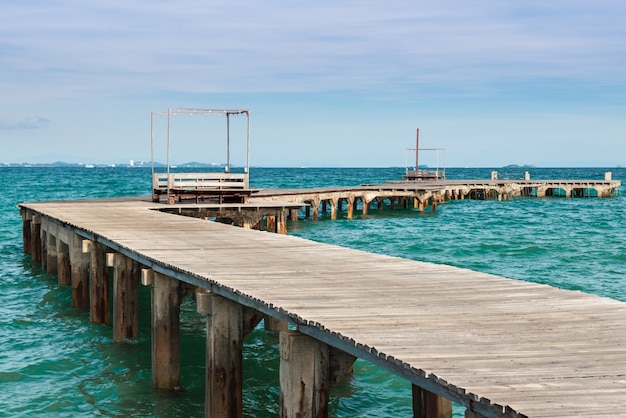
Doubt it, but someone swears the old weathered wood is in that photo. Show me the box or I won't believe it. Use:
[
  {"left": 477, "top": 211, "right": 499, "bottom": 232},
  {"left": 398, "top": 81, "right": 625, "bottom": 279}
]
[
  {"left": 70, "top": 234, "right": 90, "bottom": 308},
  {"left": 18, "top": 195, "right": 626, "bottom": 418},
  {"left": 413, "top": 384, "right": 453, "bottom": 418},
  {"left": 198, "top": 292, "right": 245, "bottom": 418},
  {"left": 265, "top": 315, "right": 288, "bottom": 332},
  {"left": 89, "top": 241, "right": 110, "bottom": 324},
  {"left": 22, "top": 218, "right": 32, "bottom": 254},
  {"left": 280, "top": 331, "right": 329, "bottom": 418},
  {"left": 57, "top": 240, "right": 71, "bottom": 286},
  {"left": 112, "top": 254, "right": 139, "bottom": 341},
  {"left": 46, "top": 230, "right": 58, "bottom": 275},
  {"left": 151, "top": 272, "right": 182, "bottom": 390}
]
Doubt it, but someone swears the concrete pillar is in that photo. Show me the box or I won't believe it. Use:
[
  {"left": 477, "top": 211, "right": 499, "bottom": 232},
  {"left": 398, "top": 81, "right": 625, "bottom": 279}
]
[
  {"left": 330, "top": 199, "right": 338, "bottom": 220},
  {"left": 346, "top": 196, "right": 355, "bottom": 220},
  {"left": 110, "top": 254, "right": 140, "bottom": 341},
  {"left": 376, "top": 197, "right": 384, "bottom": 210},
  {"left": 280, "top": 331, "right": 329, "bottom": 418},
  {"left": 362, "top": 199, "right": 371, "bottom": 215},
  {"left": 277, "top": 210, "right": 287, "bottom": 235},
  {"left": 390, "top": 197, "right": 396, "bottom": 210},
  {"left": 289, "top": 209, "right": 299, "bottom": 222},
  {"left": 151, "top": 272, "right": 182, "bottom": 390},
  {"left": 30, "top": 216, "right": 42, "bottom": 263},
  {"left": 90, "top": 241, "right": 110, "bottom": 324},
  {"left": 412, "top": 385, "right": 452, "bottom": 418},
  {"left": 267, "top": 215, "right": 276, "bottom": 232},
  {"left": 311, "top": 198, "right": 321, "bottom": 221},
  {"left": 57, "top": 240, "right": 71, "bottom": 286},
  {"left": 70, "top": 235, "right": 90, "bottom": 309}
]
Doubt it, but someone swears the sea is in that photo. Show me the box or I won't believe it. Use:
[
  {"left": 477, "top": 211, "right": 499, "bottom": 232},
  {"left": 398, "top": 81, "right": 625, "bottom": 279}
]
[{"left": 1, "top": 166, "right": 625, "bottom": 417}]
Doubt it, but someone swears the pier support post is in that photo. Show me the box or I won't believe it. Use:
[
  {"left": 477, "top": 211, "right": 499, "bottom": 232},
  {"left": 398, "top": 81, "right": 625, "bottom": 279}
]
[
  {"left": 267, "top": 215, "right": 276, "bottom": 232},
  {"left": 362, "top": 198, "right": 372, "bottom": 216},
  {"left": 412, "top": 385, "right": 452, "bottom": 418},
  {"left": 346, "top": 196, "right": 355, "bottom": 220},
  {"left": 57, "top": 240, "right": 71, "bottom": 286},
  {"left": 21, "top": 210, "right": 32, "bottom": 254},
  {"left": 90, "top": 241, "right": 110, "bottom": 324},
  {"left": 277, "top": 210, "right": 287, "bottom": 235},
  {"left": 311, "top": 199, "right": 320, "bottom": 221},
  {"left": 377, "top": 196, "right": 384, "bottom": 210},
  {"left": 30, "top": 216, "right": 42, "bottom": 263},
  {"left": 280, "top": 330, "right": 330, "bottom": 418},
  {"left": 151, "top": 272, "right": 183, "bottom": 390},
  {"left": 265, "top": 315, "right": 289, "bottom": 332},
  {"left": 46, "top": 231, "right": 58, "bottom": 275},
  {"left": 110, "top": 254, "right": 140, "bottom": 341},
  {"left": 197, "top": 291, "right": 263, "bottom": 418},
  {"left": 330, "top": 199, "right": 338, "bottom": 220},
  {"left": 289, "top": 209, "right": 299, "bottom": 222},
  {"left": 70, "top": 235, "right": 90, "bottom": 308}
]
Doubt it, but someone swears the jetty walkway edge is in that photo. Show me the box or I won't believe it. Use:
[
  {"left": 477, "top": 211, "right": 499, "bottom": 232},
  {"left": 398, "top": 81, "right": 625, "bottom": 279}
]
[{"left": 19, "top": 185, "right": 626, "bottom": 418}]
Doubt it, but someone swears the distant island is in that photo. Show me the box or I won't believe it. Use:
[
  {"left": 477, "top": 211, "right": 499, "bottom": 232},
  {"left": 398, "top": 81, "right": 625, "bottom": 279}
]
[
  {"left": 502, "top": 164, "right": 536, "bottom": 169},
  {"left": 0, "top": 161, "right": 227, "bottom": 168}
]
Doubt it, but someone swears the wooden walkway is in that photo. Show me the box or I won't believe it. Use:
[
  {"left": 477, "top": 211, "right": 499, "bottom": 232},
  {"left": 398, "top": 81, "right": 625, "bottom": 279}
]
[{"left": 19, "top": 197, "right": 626, "bottom": 418}]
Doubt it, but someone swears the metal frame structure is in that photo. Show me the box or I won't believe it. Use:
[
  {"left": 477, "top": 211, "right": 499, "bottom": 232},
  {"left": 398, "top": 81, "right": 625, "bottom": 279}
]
[
  {"left": 405, "top": 129, "right": 446, "bottom": 181},
  {"left": 150, "top": 108, "right": 251, "bottom": 183}
]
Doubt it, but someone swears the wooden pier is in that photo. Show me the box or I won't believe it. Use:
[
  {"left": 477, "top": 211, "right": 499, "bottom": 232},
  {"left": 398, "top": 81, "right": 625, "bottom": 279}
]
[
  {"left": 18, "top": 174, "right": 626, "bottom": 417},
  {"left": 255, "top": 175, "right": 621, "bottom": 220}
]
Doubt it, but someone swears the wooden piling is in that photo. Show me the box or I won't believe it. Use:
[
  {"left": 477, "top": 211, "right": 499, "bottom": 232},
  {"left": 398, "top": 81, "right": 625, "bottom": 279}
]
[
  {"left": 111, "top": 254, "right": 139, "bottom": 341},
  {"left": 412, "top": 385, "right": 452, "bottom": 418},
  {"left": 22, "top": 213, "right": 32, "bottom": 255},
  {"left": 280, "top": 331, "right": 329, "bottom": 418},
  {"left": 46, "top": 231, "right": 58, "bottom": 275},
  {"left": 89, "top": 241, "right": 110, "bottom": 324},
  {"left": 265, "top": 315, "right": 289, "bottom": 332},
  {"left": 70, "top": 235, "right": 90, "bottom": 309},
  {"left": 197, "top": 292, "right": 246, "bottom": 418},
  {"left": 57, "top": 240, "right": 71, "bottom": 286},
  {"left": 151, "top": 272, "right": 182, "bottom": 390}
]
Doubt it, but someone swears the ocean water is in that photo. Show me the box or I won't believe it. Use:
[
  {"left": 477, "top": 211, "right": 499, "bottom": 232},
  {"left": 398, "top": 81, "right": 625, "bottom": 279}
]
[{"left": 1, "top": 166, "right": 624, "bottom": 417}]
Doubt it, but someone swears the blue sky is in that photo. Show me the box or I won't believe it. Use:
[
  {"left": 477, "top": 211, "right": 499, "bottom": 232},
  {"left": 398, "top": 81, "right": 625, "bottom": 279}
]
[{"left": 1, "top": 1, "right": 625, "bottom": 167}]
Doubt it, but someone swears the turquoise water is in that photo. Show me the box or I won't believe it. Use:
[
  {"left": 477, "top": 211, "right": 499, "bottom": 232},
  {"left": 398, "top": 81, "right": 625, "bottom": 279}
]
[{"left": 1, "top": 167, "right": 624, "bottom": 417}]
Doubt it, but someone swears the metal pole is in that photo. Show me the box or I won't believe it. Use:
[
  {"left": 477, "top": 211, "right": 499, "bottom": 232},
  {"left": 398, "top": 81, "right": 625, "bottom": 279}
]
[
  {"left": 246, "top": 111, "right": 251, "bottom": 174},
  {"left": 167, "top": 108, "right": 171, "bottom": 192},
  {"left": 226, "top": 113, "right": 231, "bottom": 173},
  {"left": 151, "top": 112, "right": 155, "bottom": 180},
  {"left": 415, "top": 129, "right": 419, "bottom": 171}
]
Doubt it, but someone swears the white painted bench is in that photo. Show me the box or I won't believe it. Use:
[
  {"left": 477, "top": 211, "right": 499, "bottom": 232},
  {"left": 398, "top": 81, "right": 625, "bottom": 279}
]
[{"left": 152, "top": 172, "right": 255, "bottom": 204}]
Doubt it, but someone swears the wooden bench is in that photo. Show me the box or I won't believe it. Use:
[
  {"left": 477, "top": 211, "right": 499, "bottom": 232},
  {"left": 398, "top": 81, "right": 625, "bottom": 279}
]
[{"left": 152, "top": 172, "right": 257, "bottom": 204}]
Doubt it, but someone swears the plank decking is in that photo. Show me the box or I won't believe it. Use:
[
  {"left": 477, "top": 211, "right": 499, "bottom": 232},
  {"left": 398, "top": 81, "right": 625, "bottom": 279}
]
[{"left": 20, "top": 198, "right": 626, "bottom": 417}]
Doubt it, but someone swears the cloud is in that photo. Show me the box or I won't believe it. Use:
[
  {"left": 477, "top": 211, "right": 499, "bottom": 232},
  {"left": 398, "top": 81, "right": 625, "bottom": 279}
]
[
  {"left": 1, "top": 0, "right": 626, "bottom": 100},
  {"left": 0, "top": 117, "right": 50, "bottom": 130}
]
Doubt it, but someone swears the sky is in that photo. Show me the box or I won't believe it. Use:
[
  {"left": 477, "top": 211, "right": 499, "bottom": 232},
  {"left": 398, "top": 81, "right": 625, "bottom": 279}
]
[{"left": 1, "top": 0, "right": 625, "bottom": 167}]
